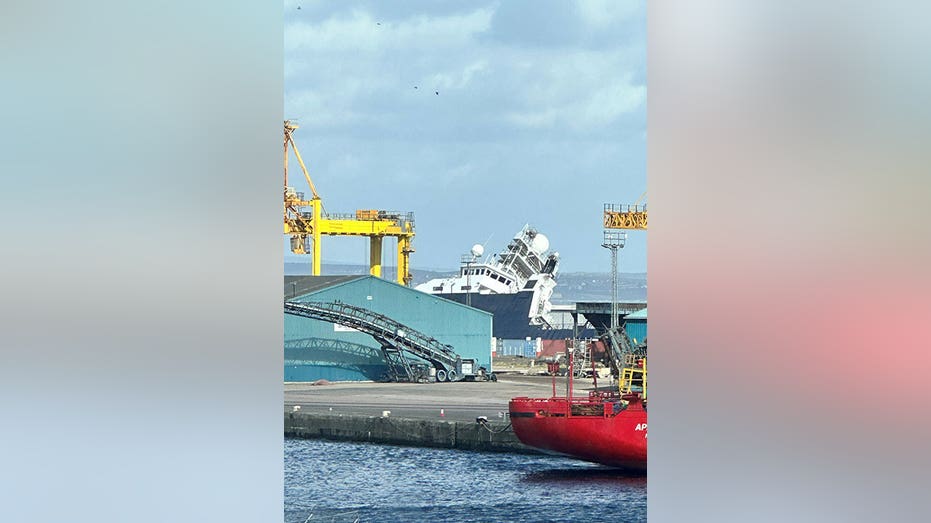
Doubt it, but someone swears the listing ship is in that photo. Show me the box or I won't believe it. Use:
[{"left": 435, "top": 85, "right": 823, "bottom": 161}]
[
  {"left": 509, "top": 333, "right": 647, "bottom": 471},
  {"left": 415, "top": 225, "right": 593, "bottom": 341}
]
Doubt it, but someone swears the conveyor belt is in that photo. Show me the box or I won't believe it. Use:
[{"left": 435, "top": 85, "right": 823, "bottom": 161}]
[{"left": 284, "top": 301, "right": 464, "bottom": 381}]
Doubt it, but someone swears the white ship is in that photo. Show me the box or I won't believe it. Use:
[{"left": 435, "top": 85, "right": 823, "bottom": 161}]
[{"left": 416, "top": 225, "right": 561, "bottom": 329}]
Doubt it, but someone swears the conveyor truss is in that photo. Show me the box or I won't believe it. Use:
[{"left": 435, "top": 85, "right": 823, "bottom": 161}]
[
  {"left": 284, "top": 301, "right": 464, "bottom": 382},
  {"left": 600, "top": 326, "right": 648, "bottom": 399}
]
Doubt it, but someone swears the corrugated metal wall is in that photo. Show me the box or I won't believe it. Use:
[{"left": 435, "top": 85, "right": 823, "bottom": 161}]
[
  {"left": 624, "top": 320, "right": 647, "bottom": 344},
  {"left": 285, "top": 276, "right": 493, "bottom": 382}
]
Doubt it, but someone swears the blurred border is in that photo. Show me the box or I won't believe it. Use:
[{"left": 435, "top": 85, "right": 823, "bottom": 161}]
[
  {"left": 3, "top": 2, "right": 930, "bottom": 522},
  {"left": 649, "top": 1, "right": 931, "bottom": 521},
  {"left": 2, "top": 2, "right": 283, "bottom": 521}
]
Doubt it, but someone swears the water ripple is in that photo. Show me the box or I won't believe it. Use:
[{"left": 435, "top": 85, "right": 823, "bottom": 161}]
[{"left": 286, "top": 438, "right": 646, "bottom": 523}]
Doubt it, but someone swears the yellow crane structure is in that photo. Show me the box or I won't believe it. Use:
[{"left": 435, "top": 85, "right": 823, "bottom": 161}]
[
  {"left": 603, "top": 192, "right": 647, "bottom": 230},
  {"left": 601, "top": 192, "right": 648, "bottom": 393},
  {"left": 283, "top": 120, "right": 415, "bottom": 285}
]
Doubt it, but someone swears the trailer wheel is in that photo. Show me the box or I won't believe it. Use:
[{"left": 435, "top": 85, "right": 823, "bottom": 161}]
[
  {"left": 447, "top": 369, "right": 458, "bottom": 382},
  {"left": 490, "top": 373, "right": 497, "bottom": 382},
  {"left": 436, "top": 369, "right": 447, "bottom": 382}
]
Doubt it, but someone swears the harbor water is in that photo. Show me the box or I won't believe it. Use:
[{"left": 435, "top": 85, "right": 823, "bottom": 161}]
[{"left": 285, "top": 438, "right": 646, "bottom": 523}]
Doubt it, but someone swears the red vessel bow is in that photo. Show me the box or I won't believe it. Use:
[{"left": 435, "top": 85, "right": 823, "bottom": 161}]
[{"left": 509, "top": 393, "right": 647, "bottom": 471}]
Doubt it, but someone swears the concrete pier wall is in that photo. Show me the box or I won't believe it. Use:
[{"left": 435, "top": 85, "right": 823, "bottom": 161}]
[{"left": 285, "top": 412, "right": 538, "bottom": 454}]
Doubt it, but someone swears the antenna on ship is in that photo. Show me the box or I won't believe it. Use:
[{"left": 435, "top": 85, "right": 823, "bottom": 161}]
[{"left": 480, "top": 233, "right": 494, "bottom": 262}]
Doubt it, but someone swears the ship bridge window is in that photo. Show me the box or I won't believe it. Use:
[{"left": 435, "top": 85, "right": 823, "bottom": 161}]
[{"left": 523, "top": 280, "right": 536, "bottom": 290}]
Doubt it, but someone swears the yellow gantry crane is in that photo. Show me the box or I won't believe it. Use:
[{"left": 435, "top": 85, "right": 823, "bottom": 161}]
[
  {"left": 283, "top": 120, "right": 415, "bottom": 285},
  {"left": 603, "top": 192, "right": 648, "bottom": 230}
]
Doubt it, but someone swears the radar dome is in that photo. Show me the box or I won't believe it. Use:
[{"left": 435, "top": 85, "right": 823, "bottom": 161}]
[
  {"left": 470, "top": 244, "right": 484, "bottom": 257},
  {"left": 530, "top": 234, "right": 549, "bottom": 253}
]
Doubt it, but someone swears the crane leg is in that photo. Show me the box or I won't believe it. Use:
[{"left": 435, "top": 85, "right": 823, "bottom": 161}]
[
  {"left": 312, "top": 200, "right": 322, "bottom": 276},
  {"left": 370, "top": 236, "right": 383, "bottom": 278},
  {"left": 397, "top": 237, "right": 412, "bottom": 286}
]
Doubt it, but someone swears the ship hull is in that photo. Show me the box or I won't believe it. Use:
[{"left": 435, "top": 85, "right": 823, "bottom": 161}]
[
  {"left": 435, "top": 292, "right": 596, "bottom": 340},
  {"left": 509, "top": 396, "right": 647, "bottom": 471}
]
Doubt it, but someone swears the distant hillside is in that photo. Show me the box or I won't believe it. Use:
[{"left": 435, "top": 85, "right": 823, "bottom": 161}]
[
  {"left": 550, "top": 272, "right": 647, "bottom": 303},
  {"left": 284, "top": 262, "right": 451, "bottom": 283},
  {"left": 284, "top": 262, "right": 646, "bottom": 303}
]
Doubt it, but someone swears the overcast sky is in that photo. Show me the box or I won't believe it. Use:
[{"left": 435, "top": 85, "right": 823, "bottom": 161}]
[{"left": 284, "top": 0, "right": 646, "bottom": 273}]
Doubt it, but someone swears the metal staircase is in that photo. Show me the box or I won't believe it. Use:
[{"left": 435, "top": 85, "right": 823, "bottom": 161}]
[
  {"left": 284, "top": 301, "right": 464, "bottom": 382},
  {"left": 569, "top": 339, "right": 593, "bottom": 378}
]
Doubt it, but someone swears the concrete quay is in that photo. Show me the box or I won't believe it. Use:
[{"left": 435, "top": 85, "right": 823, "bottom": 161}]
[
  {"left": 284, "top": 375, "right": 600, "bottom": 453},
  {"left": 285, "top": 412, "right": 531, "bottom": 453}
]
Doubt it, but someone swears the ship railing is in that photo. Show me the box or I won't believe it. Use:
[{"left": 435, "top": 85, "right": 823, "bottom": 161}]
[
  {"left": 604, "top": 203, "right": 647, "bottom": 213},
  {"left": 522, "top": 394, "right": 634, "bottom": 418},
  {"left": 567, "top": 396, "right": 632, "bottom": 418}
]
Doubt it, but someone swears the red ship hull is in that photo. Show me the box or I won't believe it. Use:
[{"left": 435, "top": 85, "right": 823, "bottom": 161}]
[{"left": 509, "top": 395, "right": 647, "bottom": 471}]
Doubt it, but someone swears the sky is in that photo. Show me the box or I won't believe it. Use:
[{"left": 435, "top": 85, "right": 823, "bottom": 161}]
[{"left": 283, "top": 0, "right": 646, "bottom": 273}]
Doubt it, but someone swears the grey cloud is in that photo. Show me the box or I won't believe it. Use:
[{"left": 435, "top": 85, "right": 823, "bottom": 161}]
[{"left": 284, "top": 1, "right": 646, "bottom": 272}]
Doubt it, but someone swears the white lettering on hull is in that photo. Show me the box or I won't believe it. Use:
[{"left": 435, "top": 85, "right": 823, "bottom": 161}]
[{"left": 635, "top": 423, "right": 648, "bottom": 438}]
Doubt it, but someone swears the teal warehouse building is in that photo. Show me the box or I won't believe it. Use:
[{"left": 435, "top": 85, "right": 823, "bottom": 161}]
[
  {"left": 284, "top": 275, "right": 493, "bottom": 382},
  {"left": 623, "top": 307, "right": 647, "bottom": 345}
]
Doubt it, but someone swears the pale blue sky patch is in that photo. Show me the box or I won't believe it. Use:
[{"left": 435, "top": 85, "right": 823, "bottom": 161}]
[{"left": 284, "top": 0, "right": 646, "bottom": 273}]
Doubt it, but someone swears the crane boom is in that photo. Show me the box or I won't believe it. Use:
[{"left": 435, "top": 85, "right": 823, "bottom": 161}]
[
  {"left": 284, "top": 120, "right": 320, "bottom": 200},
  {"left": 283, "top": 120, "right": 416, "bottom": 285}
]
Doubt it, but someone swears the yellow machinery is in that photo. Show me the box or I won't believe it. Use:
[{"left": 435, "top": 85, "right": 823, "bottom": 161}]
[
  {"left": 619, "top": 354, "right": 647, "bottom": 400},
  {"left": 603, "top": 192, "right": 647, "bottom": 230},
  {"left": 283, "top": 120, "right": 415, "bottom": 285}
]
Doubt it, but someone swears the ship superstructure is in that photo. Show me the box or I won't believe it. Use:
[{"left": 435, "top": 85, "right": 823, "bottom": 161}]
[{"left": 415, "top": 225, "right": 561, "bottom": 327}]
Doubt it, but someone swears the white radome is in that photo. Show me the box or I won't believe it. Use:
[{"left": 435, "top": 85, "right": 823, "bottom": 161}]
[
  {"left": 471, "top": 244, "right": 484, "bottom": 257},
  {"left": 530, "top": 233, "right": 549, "bottom": 253}
]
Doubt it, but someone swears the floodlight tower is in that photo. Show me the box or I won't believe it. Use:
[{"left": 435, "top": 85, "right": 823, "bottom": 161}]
[{"left": 601, "top": 231, "right": 628, "bottom": 329}]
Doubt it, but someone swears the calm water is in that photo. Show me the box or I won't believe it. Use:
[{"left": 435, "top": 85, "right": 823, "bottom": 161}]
[{"left": 285, "top": 438, "right": 646, "bottom": 523}]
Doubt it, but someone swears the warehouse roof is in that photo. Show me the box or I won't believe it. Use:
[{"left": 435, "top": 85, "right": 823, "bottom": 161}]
[
  {"left": 284, "top": 275, "right": 364, "bottom": 299},
  {"left": 625, "top": 307, "right": 647, "bottom": 320},
  {"left": 283, "top": 275, "right": 492, "bottom": 317}
]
